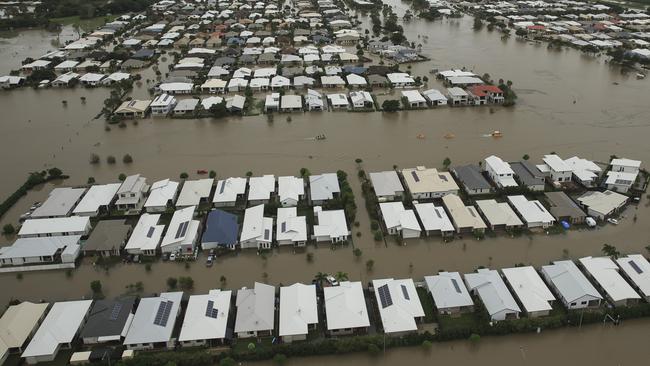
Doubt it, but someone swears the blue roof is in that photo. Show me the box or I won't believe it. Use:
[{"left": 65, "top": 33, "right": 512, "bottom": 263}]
[
  {"left": 202, "top": 210, "right": 239, "bottom": 246},
  {"left": 343, "top": 66, "right": 367, "bottom": 75}
]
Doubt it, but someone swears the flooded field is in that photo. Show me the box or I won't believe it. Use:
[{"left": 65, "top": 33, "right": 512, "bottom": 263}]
[{"left": 0, "top": 10, "right": 649, "bottom": 366}]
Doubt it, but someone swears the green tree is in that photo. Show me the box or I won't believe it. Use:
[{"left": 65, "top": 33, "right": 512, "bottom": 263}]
[
  {"left": 368, "top": 343, "right": 380, "bottom": 355},
  {"left": 89, "top": 153, "right": 100, "bottom": 164},
  {"left": 314, "top": 272, "right": 327, "bottom": 286},
  {"left": 382, "top": 99, "right": 401, "bottom": 112},
  {"left": 355, "top": 158, "right": 363, "bottom": 164},
  {"left": 123, "top": 154, "right": 133, "bottom": 163},
  {"left": 209, "top": 170, "right": 217, "bottom": 178},
  {"left": 47, "top": 167, "right": 62, "bottom": 178},
  {"left": 422, "top": 340, "right": 432, "bottom": 350},
  {"left": 522, "top": 154, "right": 530, "bottom": 160},
  {"left": 167, "top": 277, "right": 178, "bottom": 290},
  {"left": 179, "top": 276, "right": 194, "bottom": 290},
  {"left": 353, "top": 248, "right": 362, "bottom": 257},
  {"left": 2, "top": 224, "right": 15, "bottom": 235},
  {"left": 469, "top": 333, "right": 481, "bottom": 342},
  {"left": 473, "top": 17, "right": 483, "bottom": 31},
  {"left": 602, "top": 243, "right": 620, "bottom": 259},
  {"left": 107, "top": 156, "right": 116, "bottom": 164},
  {"left": 87, "top": 177, "right": 95, "bottom": 184},
  {"left": 366, "top": 259, "right": 375, "bottom": 271},
  {"left": 246, "top": 171, "right": 253, "bottom": 177},
  {"left": 209, "top": 101, "right": 229, "bottom": 119},
  {"left": 300, "top": 168, "right": 311, "bottom": 177},
  {"left": 306, "top": 253, "right": 314, "bottom": 262},
  {"left": 180, "top": 172, "right": 189, "bottom": 179},
  {"left": 90, "top": 280, "right": 102, "bottom": 294},
  {"left": 220, "top": 357, "right": 236, "bottom": 366},
  {"left": 443, "top": 157, "right": 452, "bottom": 169},
  {"left": 334, "top": 271, "right": 349, "bottom": 282},
  {"left": 118, "top": 173, "right": 127, "bottom": 181}
]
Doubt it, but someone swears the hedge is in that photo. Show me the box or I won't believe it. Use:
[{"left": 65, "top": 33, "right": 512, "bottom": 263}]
[{"left": 0, "top": 170, "right": 68, "bottom": 219}]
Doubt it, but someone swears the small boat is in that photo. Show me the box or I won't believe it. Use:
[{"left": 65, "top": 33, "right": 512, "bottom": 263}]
[
  {"left": 416, "top": 134, "right": 425, "bottom": 139},
  {"left": 443, "top": 133, "right": 455, "bottom": 139},
  {"left": 636, "top": 73, "right": 646, "bottom": 80},
  {"left": 491, "top": 130, "right": 503, "bottom": 138},
  {"left": 197, "top": 170, "right": 208, "bottom": 175}
]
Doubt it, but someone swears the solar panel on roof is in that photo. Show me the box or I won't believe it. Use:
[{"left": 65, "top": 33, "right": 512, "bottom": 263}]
[
  {"left": 451, "top": 278, "right": 462, "bottom": 294},
  {"left": 411, "top": 171, "right": 420, "bottom": 182},
  {"left": 377, "top": 284, "right": 393, "bottom": 308},
  {"left": 468, "top": 209, "right": 477, "bottom": 218},
  {"left": 264, "top": 229, "right": 270, "bottom": 240},
  {"left": 153, "top": 301, "right": 168, "bottom": 326},
  {"left": 438, "top": 175, "right": 448, "bottom": 182},
  {"left": 281, "top": 222, "right": 286, "bottom": 233},
  {"left": 146, "top": 226, "right": 155, "bottom": 238},
  {"left": 179, "top": 221, "right": 189, "bottom": 238},
  {"left": 400, "top": 284, "right": 410, "bottom": 300},
  {"left": 533, "top": 202, "right": 545, "bottom": 212},
  {"left": 109, "top": 303, "right": 123, "bottom": 321},
  {"left": 435, "top": 209, "right": 442, "bottom": 219},
  {"left": 205, "top": 300, "right": 219, "bottom": 319},
  {"left": 629, "top": 260, "right": 644, "bottom": 274},
  {"left": 219, "top": 181, "right": 226, "bottom": 194}
]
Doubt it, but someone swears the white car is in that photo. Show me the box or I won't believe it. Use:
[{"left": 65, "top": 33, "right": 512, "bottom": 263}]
[
  {"left": 585, "top": 217, "right": 597, "bottom": 228},
  {"left": 607, "top": 218, "right": 619, "bottom": 225},
  {"left": 325, "top": 275, "right": 339, "bottom": 286},
  {"left": 169, "top": 253, "right": 177, "bottom": 261}
]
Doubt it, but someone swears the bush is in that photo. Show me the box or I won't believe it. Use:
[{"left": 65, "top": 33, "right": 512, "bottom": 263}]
[
  {"left": 123, "top": 154, "right": 133, "bottom": 163},
  {"left": 367, "top": 344, "right": 380, "bottom": 356},
  {"left": 272, "top": 354, "right": 287, "bottom": 365},
  {"left": 209, "top": 170, "right": 217, "bottom": 178},
  {"left": 118, "top": 173, "right": 127, "bottom": 181},
  {"left": 48, "top": 167, "right": 62, "bottom": 178},
  {"left": 87, "top": 177, "right": 96, "bottom": 184},
  {"left": 373, "top": 231, "right": 383, "bottom": 241},
  {"left": 179, "top": 276, "right": 194, "bottom": 290},
  {"left": 353, "top": 248, "right": 362, "bottom": 257},
  {"left": 2, "top": 224, "right": 15, "bottom": 235},
  {"left": 370, "top": 221, "right": 379, "bottom": 231},
  {"left": 145, "top": 263, "right": 152, "bottom": 272},
  {"left": 167, "top": 277, "right": 178, "bottom": 289},
  {"left": 89, "top": 153, "right": 100, "bottom": 164},
  {"left": 107, "top": 155, "right": 116, "bottom": 164},
  {"left": 422, "top": 340, "right": 432, "bottom": 350},
  {"left": 90, "top": 280, "right": 102, "bottom": 294},
  {"left": 180, "top": 172, "right": 189, "bottom": 179}
]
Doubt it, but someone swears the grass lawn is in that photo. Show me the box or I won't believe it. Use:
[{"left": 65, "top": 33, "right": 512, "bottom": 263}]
[
  {"left": 437, "top": 312, "right": 483, "bottom": 332},
  {"left": 232, "top": 337, "right": 275, "bottom": 354},
  {"left": 415, "top": 287, "right": 436, "bottom": 323}
]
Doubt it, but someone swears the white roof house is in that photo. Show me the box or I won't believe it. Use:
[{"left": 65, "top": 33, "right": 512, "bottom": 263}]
[
  {"left": 541, "top": 260, "right": 603, "bottom": 310},
  {"left": 176, "top": 179, "right": 213, "bottom": 208},
  {"left": 18, "top": 217, "right": 91, "bottom": 238},
  {"left": 464, "top": 268, "right": 521, "bottom": 321},
  {"left": 507, "top": 195, "right": 555, "bottom": 228},
  {"left": 114, "top": 175, "right": 147, "bottom": 209},
  {"left": 144, "top": 179, "right": 179, "bottom": 212},
  {"left": 386, "top": 73, "right": 415, "bottom": 87},
  {"left": 123, "top": 292, "right": 184, "bottom": 350},
  {"left": 21, "top": 300, "right": 92, "bottom": 364},
  {"left": 425, "top": 272, "right": 474, "bottom": 314},
  {"left": 379, "top": 202, "right": 421, "bottom": 239},
  {"left": 413, "top": 202, "right": 455, "bottom": 236},
  {"left": 178, "top": 289, "right": 232, "bottom": 346},
  {"left": 309, "top": 173, "right": 340, "bottom": 203},
  {"left": 484, "top": 155, "right": 518, "bottom": 188},
  {"left": 616, "top": 254, "right": 650, "bottom": 301},
  {"left": 72, "top": 183, "right": 121, "bottom": 216},
  {"left": 278, "top": 176, "right": 305, "bottom": 207},
  {"left": 324, "top": 281, "right": 369, "bottom": 333},
  {"left": 124, "top": 213, "right": 164, "bottom": 255},
  {"left": 240, "top": 204, "right": 273, "bottom": 249},
  {"left": 564, "top": 156, "right": 602, "bottom": 186},
  {"left": 0, "top": 235, "right": 81, "bottom": 266},
  {"left": 160, "top": 206, "right": 200, "bottom": 254},
  {"left": 31, "top": 187, "right": 87, "bottom": 218},
  {"left": 213, "top": 177, "right": 247, "bottom": 207},
  {"left": 401, "top": 90, "right": 426, "bottom": 107},
  {"left": 501, "top": 266, "right": 556, "bottom": 317},
  {"left": 576, "top": 190, "right": 628, "bottom": 220},
  {"left": 0, "top": 302, "right": 49, "bottom": 360},
  {"left": 542, "top": 154, "right": 573, "bottom": 183},
  {"left": 441, "top": 194, "right": 487, "bottom": 233},
  {"left": 422, "top": 88, "right": 448, "bottom": 105},
  {"left": 235, "top": 283, "right": 275, "bottom": 337},
  {"left": 401, "top": 166, "right": 458, "bottom": 199},
  {"left": 475, "top": 199, "right": 523, "bottom": 230},
  {"left": 276, "top": 207, "right": 307, "bottom": 246},
  {"left": 312, "top": 206, "right": 349, "bottom": 243},
  {"left": 369, "top": 171, "right": 404, "bottom": 201},
  {"left": 579, "top": 256, "right": 641, "bottom": 307},
  {"left": 372, "top": 278, "right": 424, "bottom": 334},
  {"left": 279, "top": 284, "right": 318, "bottom": 342},
  {"left": 248, "top": 175, "right": 276, "bottom": 203}
]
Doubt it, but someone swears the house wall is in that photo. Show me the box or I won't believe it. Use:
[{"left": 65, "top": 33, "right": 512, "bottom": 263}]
[
  {"left": 180, "top": 339, "right": 207, "bottom": 347},
  {"left": 126, "top": 342, "right": 154, "bottom": 351},
  {"left": 402, "top": 228, "right": 420, "bottom": 239},
  {"left": 550, "top": 170, "right": 572, "bottom": 183}
]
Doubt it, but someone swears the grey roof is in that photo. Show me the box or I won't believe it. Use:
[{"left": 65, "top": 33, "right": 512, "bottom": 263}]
[
  {"left": 83, "top": 220, "right": 131, "bottom": 253},
  {"left": 80, "top": 297, "right": 136, "bottom": 339},
  {"left": 511, "top": 161, "right": 545, "bottom": 187},
  {"left": 31, "top": 187, "right": 86, "bottom": 218},
  {"left": 544, "top": 192, "right": 586, "bottom": 220},
  {"left": 123, "top": 292, "right": 183, "bottom": 345},
  {"left": 452, "top": 165, "right": 491, "bottom": 191}
]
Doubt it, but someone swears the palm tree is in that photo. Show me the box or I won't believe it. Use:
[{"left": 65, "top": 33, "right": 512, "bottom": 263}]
[
  {"left": 314, "top": 272, "right": 327, "bottom": 286},
  {"left": 334, "top": 271, "right": 349, "bottom": 282}
]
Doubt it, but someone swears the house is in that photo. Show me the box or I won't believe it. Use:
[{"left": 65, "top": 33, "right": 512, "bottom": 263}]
[
  {"left": 240, "top": 205, "right": 273, "bottom": 250},
  {"left": 293, "top": 76, "right": 315, "bottom": 89},
  {"left": 114, "top": 100, "right": 151, "bottom": 118},
  {"left": 144, "top": 179, "right": 179, "bottom": 213},
  {"left": 178, "top": 290, "right": 232, "bottom": 347},
  {"left": 80, "top": 297, "right": 136, "bottom": 345},
  {"left": 345, "top": 91, "right": 371, "bottom": 109},
  {"left": 451, "top": 165, "right": 492, "bottom": 196},
  {"left": 544, "top": 192, "right": 586, "bottom": 225},
  {"left": 501, "top": 266, "right": 556, "bottom": 317},
  {"left": 0, "top": 236, "right": 81, "bottom": 266},
  {"left": 579, "top": 256, "right": 641, "bottom": 307},
  {"left": 401, "top": 166, "right": 459, "bottom": 199},
  {"left": 279, "top": 284, "right": 318, "bottom": 343},
  {"left": 321, "top": 75, "right": 346, "bottom": 88},
  {"left": 324, "top": 281, "right": 369, "bottom": 335},
  {"left": 484, "top": 155, "right": 518, "bottom": 188},
  {"left": 441, "top": 194, "right": 487, "bottom": 234},
  {"left": 150, "top": 94, "right": 177, "bottom": 116},
  {"left": 201, "top": 96, "right": 224, "bottom": 110},
  {"left": 250, "top": 78, "right": 270, "bottom": 91},
  {"left": 369, "top": 171, "right": 404, "bottom": 201},
  {"left": 447, "top": 87, "right": 469, "bottom": 105},
  {"left": 173, "top": 98, "right": 199, "bottom": 115},
  {"left": 124, "top": 213, "right": 164, "bottom": 256},
  {"left": 161, "top": 206, "right": 200, "bottom": 255},
  {"left": 309, "top": 173, "right": 340, "bottom": 204},
  {"left": 422, "top": 89, "right": 448, "bottom": 106},
  {"left": 264, "top": 93, "right": 280, "bottom": 112},
  {"left": 52, "top": 72, "right": 79, "bottom": 87},
  {"left": 31, "top": 187, "right": 86, "bottom": 219},
  {"left": 345, "top": 74, "right": 367, "bottom": 87},
  {"left": 276, "top": 207, "right": 307, "bottom": 246},
  {"left": 201, "top": 210, "right": 239, "bottom": 250},
  {"left": 541, "top": 260, "right": 603, "bottom": 310},
  {"left": 271, "top": 75, "right": 291, "bottom": 90},
  {"left": 564, "top": 156, "right": 602, "bottom": 187},
  {"left": 278, "top": 176, "right": 305, "bottom": 207},
  {"left": 424, "top": 272, "right": 474, "bottom": 315},
  {"left": 401, "top": 90, "right": 427, "bottom": 108},
  {"left": 468, "top": 85, "right": 504, "bottom": 104},
  {"left": 312, "top": 206, "right": 349, "bottom": 243},
  {"left": 379, "top": 202, "right": 421, "bottom": 238},
  {"left": 576, "top": 190, "right": 628, "bottom": 220},
  {"left": 0, "top": 75, "right": 25, "bottom": 88},
  {"left": 79, "top": 73, "right": 106, "bottom": 86},
  {"left": 372, "top": 278, "right": 424, "bottom": 335},
  {"left": 327, "top": 93, "right": 349, "bottom": 109},
  {"left": 82, "top": 220, "right": 131, "bottom": 257},
  {"left": 413, "top": 202, "right": 455, "bottom": 237},
  {"left": 21, "top": 300, "right": 92, "bottom": 364},
  {"left": 0, "top": 301, "right": 49, "bottom": 362},
  {"left": 54, "top": 60, "right": 79, "bottom": 72},
  {"left": 507, "top": 195, "right": 555, "bottom": 228},
  {"left": 616, "top": 255, "right": 650, "bottom": 302},
  {"left": 541, "top": 154, "right": 573, "bottom": 183},
  {"left": 510, "top": 161, "right": 546, "bottom": 191},
  {"left": 248, "top": 175, "right": 276, "bottom": 205},
  {"left": 605, "top": 158, "right": 641, "bottom": 193},
  {"left": 386, "top": 73, "right": 415, "bottom": 88},
  {"left": 368, "top": 74, "right": 388, "bottom": 87},
  {"left": 464, "top": 268, "right": 521, "bottom": 321},
  {"left": 305, "top": 89, "right": 324, "bottom": 111},
  {"left": 123, "top": 292, "right": 184, "bottom": 350},
  {"left": 200, "top": 79, "right": 227, "bottom": 93},
  {"left": 475, "top": 199, "right": 524, "bottom": 231},
  {"left": 176, "top": 179, "right": 213, "bottom": 208},
  {"left": 281, "top": 95, "right": 302, "bottom": 112},
  {"left": 213, "top": 178, "right": 247, "bottom": 207},
  {"left": 17, "top": 217, "right": 91, "bottom": 238},
  {"left": 235, "top": 283, "right": 275, "bottom": 338}
]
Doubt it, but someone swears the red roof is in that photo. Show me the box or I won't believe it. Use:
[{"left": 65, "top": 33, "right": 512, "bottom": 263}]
[
  {"left": 527, "top": 25, "right": 545, "bottom": 30},
  {"left": 469, "top": 85, "right": 503, "bottom": 97}
]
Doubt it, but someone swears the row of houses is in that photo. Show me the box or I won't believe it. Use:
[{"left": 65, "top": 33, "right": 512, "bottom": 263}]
[{"left": 3, "top": 253, "right": 649, "bottom": 364}]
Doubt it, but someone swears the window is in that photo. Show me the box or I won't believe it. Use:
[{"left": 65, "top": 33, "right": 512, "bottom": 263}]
[
  {"left": 570, "top": 302, "right": 576, "bottom": 306},
  {"left": 581, "top": 301, "right": 587, "bottom": 305}
]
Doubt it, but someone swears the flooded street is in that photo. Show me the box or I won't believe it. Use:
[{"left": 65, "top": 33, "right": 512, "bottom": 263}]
[{"left": 0, "top": 9, "right": 649, "bottom": 366}]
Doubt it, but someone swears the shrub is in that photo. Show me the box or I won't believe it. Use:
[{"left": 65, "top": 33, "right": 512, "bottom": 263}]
[
  {"left": 107, "top": 155, "right": 116, "bottom": 164},
  {"left": 145, "top": 263, "right": 152, "bottom": 272},
  {"left": 118, "top": 173, "right": 127, "bottom": 181},
  {"left": 89, "top": 153, "right": 100, "bottom": 164},
  {"left": 367, "top": 344, "right": 380, "bottom": 356},
  {"left": 373, "top": 231, "right": 383, "bottom": 241},
  {"left": 2, "top": 224, "right": 15, "bottom": 235},
  {"left": 179, "top": 276, "right": 194, "bottom": 290},
  {"left": 123, "top": 154, "right": 133, "bottom": 163},
  {"left": 87, "top": 177, "right": 96, "bottom": 184},
  {"left": 273, "top": 353, "right": 287, "bottom": 365},
  {"left": 209, "top": 170, "right": 217, "bottom": 178},
  {"left": 180, "top": 172, "right": 189, "bottom": 179},
  {"left": 167, "top": 277, "right": 178, "bottom": 289},
  {"left": 90, "top": 280, "right": 102, "bottom": 294}
]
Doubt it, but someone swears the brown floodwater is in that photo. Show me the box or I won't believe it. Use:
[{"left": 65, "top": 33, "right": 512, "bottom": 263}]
[{"left": 0, "top": 12, "right": 649, "bottom": 365}]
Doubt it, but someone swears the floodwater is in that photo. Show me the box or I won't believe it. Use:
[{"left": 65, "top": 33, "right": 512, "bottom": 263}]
[{"left": 0, "top": 10, "right": 649, "bottom": 365}]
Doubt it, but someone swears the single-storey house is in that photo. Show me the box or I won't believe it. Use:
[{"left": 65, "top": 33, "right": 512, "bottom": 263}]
[
  {"left": 82, "top": 220, "right": 131, "bottom": 256},
  {"left": 576, "top": 190, "right": 628, "bottom": 220},
  {"left": 124, "top": 213, "right": 164, "bottom": 256},
  {"left": 501, "top": 266, "right": 556, "bottom": 317},
  {"left": 324, "top": 281, "right": 369, "bottom": 336},
  {"left": 379, "top": 202, "right": 421, "bottom": 239},
  {"left": 160, "top": 206, "right": 200, "bottom": 255},
  {"left": 413, "top": 202, "right": 455, "bottom": 237},
  {"left": 369, "top": 171, "right": 404, "bottom": 202},
  {"left": 123, "top": 292, "right": 183, "bottom": 350},
  {"left": 579, "top": 256, "right": 641, "bottom": 307},
  {"left": 372, "top": 278, "right": 424, "bottom": 335},
  {"left": 425, "top": 272, "right": 474, "bottom": 315},
  {"left": 240, "top": 205, "right": 273, "bottom": 250},
  {"left": 279, "top": 283, "right": 318, "bottom": 343},
  {"left": 235, "top": 283, "right": 275, "bottom": 338},
  {"left": 464, "top": 268, "right": 521, "bottom": 321},
  {"left": 451, "top": 165, "right": 492, "bottom": 196},
  {"left": 80, "top": 297, "right": 136, "bottom": 345},
  {"left": 312, "top": 206, "right": 349, "bottom": 243},
  {"left": 541, "top": 260, "right": 603, "bottom": 310},
  {"left": 544, "top": 191, "right": 586, "bottom": 225},
  {"left": 276, "top": 207, "right": 307, "bottom": 246},
  {"left": 213, "top": 177, "right": 247, "bottom": 207},
  {"left": 179, "top": 290, "right": 232, "bottom": 347}
]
